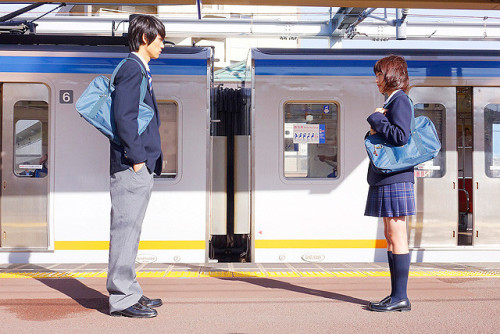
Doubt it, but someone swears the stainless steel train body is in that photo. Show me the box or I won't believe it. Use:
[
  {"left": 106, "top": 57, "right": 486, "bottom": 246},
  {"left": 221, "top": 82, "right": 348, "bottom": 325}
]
[
  {"left": 0, "top": 44, "right": 212, "bottom": 263},
  {"left": 250, "top": 48, "right": 500, "bottom": 262},
  {"left": 1, "top": 43, "right": 500, "bottom": 263}
]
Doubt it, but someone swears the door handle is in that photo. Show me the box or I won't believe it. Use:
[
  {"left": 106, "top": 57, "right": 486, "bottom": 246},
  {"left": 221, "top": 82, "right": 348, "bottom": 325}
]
[
  {"left": 2, "top": 181, "right": 5, "bottom": 190},
  {"left": 452, "top": 182, "right": 455, "bottom": 189},
  {"left": 476, "top": 182, "right": 479, "bottom": 190}
]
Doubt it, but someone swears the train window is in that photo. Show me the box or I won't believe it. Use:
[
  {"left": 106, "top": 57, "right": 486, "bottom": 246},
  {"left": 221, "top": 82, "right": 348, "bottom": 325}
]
[
  {"left": 13, "top": 101, "right": 49, "bottom": 178},
  {"left": 414, "top": 103, "right": 446, "bottom": 178},
  {"left": 484, "top": 104, "right": 500, "bottom": 178},
  {"left": 283, "top": 102, "right": 338, "bottom": 178},
  {"left": 156, "top": 101, "right": 178, "bottom": 178}
]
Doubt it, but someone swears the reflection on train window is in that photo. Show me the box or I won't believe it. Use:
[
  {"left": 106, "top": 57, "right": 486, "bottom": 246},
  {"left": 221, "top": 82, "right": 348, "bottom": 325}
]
[
  {"left": 157, "top": 101, "right": 178, "bottom": 178},
  {"left": 284, "top": 103, "right": 338, "bottom": 178},
  {"left": 414, "top": 103, "right": 446, "bottom": 178},
  {"left": 484, "top": 104, "right": 500, "bottom": 178},
  {"left": 13, "top": 101, "right": 49, "bottom": 178}
]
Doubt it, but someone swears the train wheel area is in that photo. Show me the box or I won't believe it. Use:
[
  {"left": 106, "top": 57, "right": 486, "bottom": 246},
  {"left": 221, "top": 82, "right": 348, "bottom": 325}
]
[{"left": 0, "top": 262, "right": 499, "bottom": 332}]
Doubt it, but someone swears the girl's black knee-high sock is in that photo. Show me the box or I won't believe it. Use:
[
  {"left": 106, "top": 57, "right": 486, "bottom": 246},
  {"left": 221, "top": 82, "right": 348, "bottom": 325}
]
[
  {"left": 392, "top": 253, "right": 410, "bottom": 301},
  {"left": 387, "top": 251, "right": 395, "bottom": 297}
]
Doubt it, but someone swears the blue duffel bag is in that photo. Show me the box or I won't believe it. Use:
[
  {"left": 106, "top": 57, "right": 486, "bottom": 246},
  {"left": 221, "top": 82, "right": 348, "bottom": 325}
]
[
  {"left": 364, "top": 98, "right": 441, "bottom": 174},
  {"left": 75, "top": 57, "right": 154, "bottom": 145}
]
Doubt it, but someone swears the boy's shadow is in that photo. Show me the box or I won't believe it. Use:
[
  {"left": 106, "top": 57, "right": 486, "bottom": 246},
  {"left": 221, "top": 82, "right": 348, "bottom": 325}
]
[{"left": 8, "top": 253, "right": 108, "bottom": 315}]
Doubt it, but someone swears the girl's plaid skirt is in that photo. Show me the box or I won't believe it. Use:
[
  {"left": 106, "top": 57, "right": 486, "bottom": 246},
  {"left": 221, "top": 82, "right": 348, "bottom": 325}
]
[{"left": 364, "top": 182, "right": 416, "bottom": 218}]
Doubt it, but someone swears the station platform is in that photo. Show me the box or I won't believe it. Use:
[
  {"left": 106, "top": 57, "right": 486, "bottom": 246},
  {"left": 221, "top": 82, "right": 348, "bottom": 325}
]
[
  {"left": 2, "top": 262, "right": 500, "bottom": 333},
  {"left": 1, "top": 261, "right": 500, "bottom": 278}
]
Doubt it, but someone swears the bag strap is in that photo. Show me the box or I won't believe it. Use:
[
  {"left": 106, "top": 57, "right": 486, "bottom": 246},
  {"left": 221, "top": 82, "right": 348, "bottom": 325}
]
[
  {"left": 383, "top": 92, "right": 417, "bottom": 133},
  {"left": 406, "top": 95, "right": 427, "bottom": 155},
  {"left": 380, "top": 93, "right": 425, "bottom": 155},
  {"left": 108, "top": 57, "right": 148, "bottom": 102},
  {"left": 407, "top": 95, "right": 416, "bottom": 133}
]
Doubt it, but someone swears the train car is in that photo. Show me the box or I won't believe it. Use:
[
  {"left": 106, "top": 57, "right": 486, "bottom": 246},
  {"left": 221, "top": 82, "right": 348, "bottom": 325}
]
[
  {"left": 250, "top": 48, "right": 500, "bottom": 262},
  {"left": 2, "top": 39, "right": 500, "bottom": 264},
  {"left": 0, "top": 37, "right": 213, "bottom": 264}
]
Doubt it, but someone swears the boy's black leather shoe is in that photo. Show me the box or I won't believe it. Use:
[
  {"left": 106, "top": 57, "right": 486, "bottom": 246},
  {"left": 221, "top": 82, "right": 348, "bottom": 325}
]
[
  {"left": 139, "top": 295, "right": 163, "bottom": 308},
  {"left": 110, "top": 303, "right": 157, "bottom": 318}
]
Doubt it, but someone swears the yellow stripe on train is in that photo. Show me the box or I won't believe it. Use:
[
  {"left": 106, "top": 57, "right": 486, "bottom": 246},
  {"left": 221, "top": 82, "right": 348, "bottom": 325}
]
[
  {"left": 255, "top": 239, "right": 388, "bottom": 248},
  {"left": 54, "top": 240, "right": 206, "bottom": 250},
  {"left": 54, "top": 239, "right": 387, "bottom": 250}
]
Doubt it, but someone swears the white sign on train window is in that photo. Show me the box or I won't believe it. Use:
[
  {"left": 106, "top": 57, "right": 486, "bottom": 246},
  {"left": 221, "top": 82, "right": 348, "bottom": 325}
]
[
  {"left": 293, "top": 124, "right": 326, "bottom": 144},
  {"left": 416, "top": 160, "right": 440, "bottom": 170},
  {"left": 19, "top": 165, "right": 43, "bottom": 169}
]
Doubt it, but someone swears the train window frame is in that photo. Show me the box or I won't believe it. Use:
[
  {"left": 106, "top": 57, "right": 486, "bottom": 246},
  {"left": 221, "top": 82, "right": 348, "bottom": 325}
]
[
  {"left": 155, "top": 99, "right": 182, "bottom": 182},
  {"left": 412, "top": 102, "right": 447, "bottom": 178},
  {"left": 280, "top": 100, "right": 341, "bottom": 183},
  {"left": 12, "top": 100, "right": 49, "bottom": 178},
  {"left": 484, "top": 103, "right": 500, "bottom": 178}
]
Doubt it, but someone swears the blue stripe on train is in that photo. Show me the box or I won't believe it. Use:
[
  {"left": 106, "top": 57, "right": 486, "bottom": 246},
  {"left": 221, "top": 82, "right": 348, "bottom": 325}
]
[
  {"left": 254, "top": 59, "right": 500, "bottom": 77},
  {"left": 0, "top": 56, "right": 207, "bottom": 75}
]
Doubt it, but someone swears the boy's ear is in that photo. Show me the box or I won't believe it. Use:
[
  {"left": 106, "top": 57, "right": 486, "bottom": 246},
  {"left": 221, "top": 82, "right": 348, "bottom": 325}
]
[{"left": 141, "top": 33, "right": 148, "bottom": 45}]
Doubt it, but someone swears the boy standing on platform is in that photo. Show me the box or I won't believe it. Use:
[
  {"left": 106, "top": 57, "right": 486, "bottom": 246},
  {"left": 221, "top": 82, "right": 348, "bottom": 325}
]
[{"left": 107, "top": 14, "right": 165, "bottom": 318}]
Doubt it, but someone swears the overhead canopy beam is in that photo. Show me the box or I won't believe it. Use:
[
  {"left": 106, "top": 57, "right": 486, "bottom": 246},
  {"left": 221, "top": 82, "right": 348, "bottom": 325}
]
[
  {"left": 0, "top": 2, "right": 47, "bottom": 22},
  {"left": 3, "top": 0, "right": 500, "bottom": 10},
  {"left": 331, "top": 7, "right": 367, "bottom": 31}
]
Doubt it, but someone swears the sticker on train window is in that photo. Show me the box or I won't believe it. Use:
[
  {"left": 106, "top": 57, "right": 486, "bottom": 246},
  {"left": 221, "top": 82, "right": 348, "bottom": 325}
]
[{"left": 292, "top": 124, "right": 325, "bottom": 144}]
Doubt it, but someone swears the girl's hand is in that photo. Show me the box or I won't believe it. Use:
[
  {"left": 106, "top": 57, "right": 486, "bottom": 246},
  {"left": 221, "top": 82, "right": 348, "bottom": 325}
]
[
  {"left": 374, "top": 107, "right": 387, "bottom": 114},
  {"left": 370, "top": 128, "right": 377, "bottom": 135}
]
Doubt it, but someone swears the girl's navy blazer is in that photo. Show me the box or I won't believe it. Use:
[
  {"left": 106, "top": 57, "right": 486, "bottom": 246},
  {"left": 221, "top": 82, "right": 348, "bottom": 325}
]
[
  {"left": 366, "top": 90, "right": 415, "bottom": 186},
  {"left": 109, "top": 53, "right": 163, "bottom": 175}
]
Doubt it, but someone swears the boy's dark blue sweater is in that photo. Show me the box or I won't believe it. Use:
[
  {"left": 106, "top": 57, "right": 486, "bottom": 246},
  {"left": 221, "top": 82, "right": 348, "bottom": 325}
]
[{"left": 366, "top": 90, "right": 415, "bottom": 186}]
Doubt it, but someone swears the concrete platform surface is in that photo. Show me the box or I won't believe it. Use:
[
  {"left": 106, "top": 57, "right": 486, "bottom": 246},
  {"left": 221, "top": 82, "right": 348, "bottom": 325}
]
[{"left": 1, "top": 263, "right": 500, "bottom": 333}]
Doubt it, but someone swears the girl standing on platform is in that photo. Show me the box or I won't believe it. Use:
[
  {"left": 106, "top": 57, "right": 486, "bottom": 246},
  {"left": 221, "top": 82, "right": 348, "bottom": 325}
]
[{"left": 365, "top": 55, "right": 414, "bottom": 312}]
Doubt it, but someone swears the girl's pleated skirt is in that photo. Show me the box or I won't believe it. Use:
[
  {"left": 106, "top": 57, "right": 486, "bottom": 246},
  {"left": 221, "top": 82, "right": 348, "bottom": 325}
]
[{"left": 365, "top": 182, "right": 416, "bottom": 218}]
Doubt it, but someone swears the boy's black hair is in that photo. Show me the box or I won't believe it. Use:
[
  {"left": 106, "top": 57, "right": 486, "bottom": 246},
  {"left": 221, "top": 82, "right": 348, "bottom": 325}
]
[{"left": 128, "top": 14, "right": 166, "bottom": 52}]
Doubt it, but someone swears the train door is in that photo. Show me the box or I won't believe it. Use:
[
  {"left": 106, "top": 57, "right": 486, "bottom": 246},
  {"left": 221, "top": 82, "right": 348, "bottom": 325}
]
[
  {"left": 472, "top": 87, "right": 500, "bottom": 247},
  {"left": 0, "top": 83, "right": 49, "bottom": 248},
  {"left": 456, "top": 87, "right": 474, "bottom": 245},
  {"left": 209, "top": 87, "right": 251, "bottom": 262},
  {"left": 408, "top": 87, "right": 458, "bottom": 247}
]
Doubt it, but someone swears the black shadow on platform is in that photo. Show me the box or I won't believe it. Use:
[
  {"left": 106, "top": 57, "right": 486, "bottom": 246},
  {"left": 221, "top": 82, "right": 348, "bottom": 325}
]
[
  {"left": 183, "top": 264, "right": 370, "bottom": 307},
  {"left": 8, "top": 253, "right": 109, "bottom": 315}
]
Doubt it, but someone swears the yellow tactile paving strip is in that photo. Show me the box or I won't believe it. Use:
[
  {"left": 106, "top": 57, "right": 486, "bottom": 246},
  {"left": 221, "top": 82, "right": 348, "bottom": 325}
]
[{"left": 1, "top": 270, "right": 499, "bottom": 279}]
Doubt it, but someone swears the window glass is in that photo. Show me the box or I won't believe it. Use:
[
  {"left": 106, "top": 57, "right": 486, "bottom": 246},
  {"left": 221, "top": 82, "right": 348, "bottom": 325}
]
[
  {"left": 414, "top": 103, "right": 446, "bottom": 178},
  {"left": 284, "top": 103, "right": 338, "bottom": 178},
  {"left": 484, "top": 104, "right": 500, "bottom": 178},
  {"left": 156, "top": 101, "right": 178, "bottom": 178},
  {"left": 13, "top": 101, "right": 48, "bottom": 178}
]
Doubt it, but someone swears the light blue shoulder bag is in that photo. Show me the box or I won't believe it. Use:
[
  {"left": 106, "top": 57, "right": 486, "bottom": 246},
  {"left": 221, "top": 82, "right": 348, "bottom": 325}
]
[
  {"left": 75, "top": 57, "right": 154, "bottom": 145},
  {"left": 364, "top": 96, "right": 441, "bottom": 174}
]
